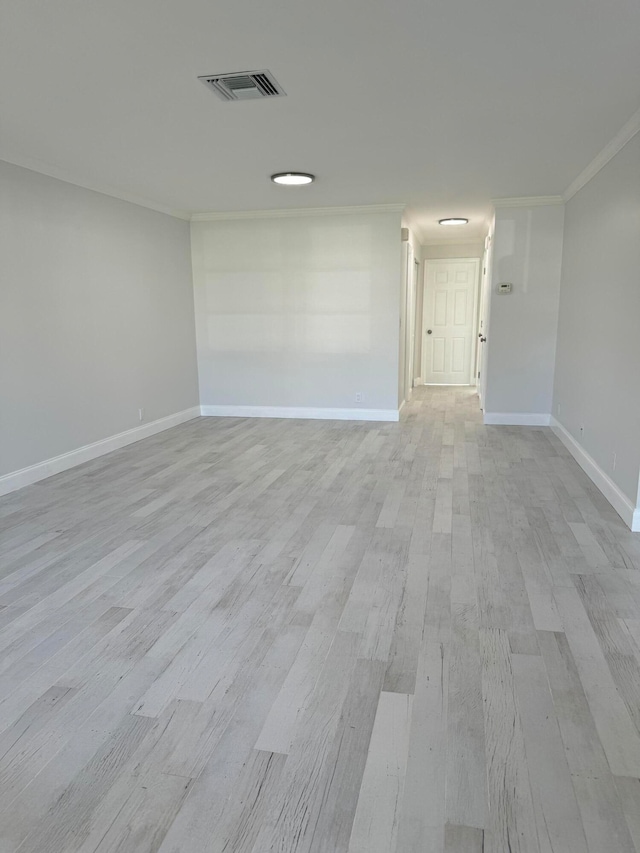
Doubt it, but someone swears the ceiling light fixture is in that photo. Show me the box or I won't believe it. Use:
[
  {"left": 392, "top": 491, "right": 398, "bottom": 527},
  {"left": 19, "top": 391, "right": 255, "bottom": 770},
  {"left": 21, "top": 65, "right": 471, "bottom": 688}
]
[
  {"left": 271, "top": 172, "right": 315, "bottom": 186},
  {"left": 439, "top": 217, "right": 468, "bottom": 225}
]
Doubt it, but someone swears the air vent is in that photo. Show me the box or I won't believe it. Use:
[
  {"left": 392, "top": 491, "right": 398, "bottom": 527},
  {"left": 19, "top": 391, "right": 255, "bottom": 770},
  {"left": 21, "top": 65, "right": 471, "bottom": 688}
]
[{"left": 198, "top": 70, "right": 286, "bottom": 102}]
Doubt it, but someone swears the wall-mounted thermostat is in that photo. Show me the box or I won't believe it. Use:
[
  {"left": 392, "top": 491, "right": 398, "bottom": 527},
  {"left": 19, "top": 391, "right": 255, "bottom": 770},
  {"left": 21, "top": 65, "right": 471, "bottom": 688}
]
[{"left": 498, "top": 282, "right": 512, "bottom": 293}]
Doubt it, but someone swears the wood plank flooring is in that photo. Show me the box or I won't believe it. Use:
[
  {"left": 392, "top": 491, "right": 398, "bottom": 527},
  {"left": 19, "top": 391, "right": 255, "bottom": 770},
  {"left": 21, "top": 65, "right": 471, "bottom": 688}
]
[{"left": 1, "top": 385, "right": 640, "bottom": 852}]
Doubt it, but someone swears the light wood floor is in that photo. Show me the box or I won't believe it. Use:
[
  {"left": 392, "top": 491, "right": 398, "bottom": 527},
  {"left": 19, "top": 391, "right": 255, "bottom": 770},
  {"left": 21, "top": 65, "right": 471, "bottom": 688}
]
[{"left": 2, "top": 386, "right": 640, "bottom": 852}]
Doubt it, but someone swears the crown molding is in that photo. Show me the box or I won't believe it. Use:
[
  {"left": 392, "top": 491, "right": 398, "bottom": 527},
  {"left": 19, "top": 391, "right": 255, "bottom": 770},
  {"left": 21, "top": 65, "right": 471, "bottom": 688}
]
[
  {"left": 0, "top": 153, "right": 192, "bottom": 220},
  {"left": 190, "top": 203, "right": 406, "bottom": 222},
  {"left": 563, "top": 106, "right": 640, "bottom": 202},
  {"left": 492, "top": 195, "right": 564, "bottom": 209}
]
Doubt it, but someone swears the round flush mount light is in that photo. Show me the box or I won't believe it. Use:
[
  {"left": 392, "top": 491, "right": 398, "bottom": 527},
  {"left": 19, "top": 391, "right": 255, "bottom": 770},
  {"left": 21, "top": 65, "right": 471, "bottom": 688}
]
[
  {"left": 271, "top": 172, "right": 315, "bottom": 186},
  {"left": 439, "top": 217, "right": 469, "bottom": 225}
]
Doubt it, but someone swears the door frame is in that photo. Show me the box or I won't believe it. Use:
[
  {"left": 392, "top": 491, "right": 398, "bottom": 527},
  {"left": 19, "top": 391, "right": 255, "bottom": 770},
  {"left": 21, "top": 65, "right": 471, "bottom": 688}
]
[
  {"left": 404, "top": 248, "right": 420, "bottom": 401},
  {"left": 477, "top": 234, "right": 493, "bottom": 409},
  {"left": 421, "top": 257, "right": 481, "bottom": 386},
  {"left": 403, "top": 242, "right": 414, "bottom": 403},
  {"left": 411, "top": 257, "right": 420, "bottom": 388}
]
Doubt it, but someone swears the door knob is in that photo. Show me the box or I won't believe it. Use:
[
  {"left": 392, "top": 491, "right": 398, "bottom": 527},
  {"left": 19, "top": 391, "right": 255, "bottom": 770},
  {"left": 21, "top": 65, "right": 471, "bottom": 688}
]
[{"left": 427, "top": 329, "right": 432, "bottom": 335}]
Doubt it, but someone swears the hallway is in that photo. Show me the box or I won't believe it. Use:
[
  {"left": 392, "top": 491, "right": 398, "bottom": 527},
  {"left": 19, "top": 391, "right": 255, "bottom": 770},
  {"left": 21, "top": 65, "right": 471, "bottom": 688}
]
[{"left": 1, "top": 386, "right": 640, "bottom": 851}]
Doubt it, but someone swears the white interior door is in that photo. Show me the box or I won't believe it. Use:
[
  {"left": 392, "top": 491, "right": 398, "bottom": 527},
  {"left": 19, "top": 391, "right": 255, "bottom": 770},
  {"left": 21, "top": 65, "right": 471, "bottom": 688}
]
[{"left": 422, "top": 259, "right": 480, "bottom": 385}]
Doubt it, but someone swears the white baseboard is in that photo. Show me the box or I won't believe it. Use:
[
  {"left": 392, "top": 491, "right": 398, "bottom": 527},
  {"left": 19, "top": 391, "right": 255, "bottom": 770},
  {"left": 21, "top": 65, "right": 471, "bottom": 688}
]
[
  {"left": 200, "top": 405, "right": 399, "bottom": 422},
  {"left": 413, "top": 377, "right": 424, "bottom": 386},
  {"left": 483, "top": 412, "right": 551, "bottom": 426},
  {"left": 550, "top": 416, "right": 639, "bottom": 532},
  {"left": 0, "top": 406, "right": 201, "bottom": 498}
]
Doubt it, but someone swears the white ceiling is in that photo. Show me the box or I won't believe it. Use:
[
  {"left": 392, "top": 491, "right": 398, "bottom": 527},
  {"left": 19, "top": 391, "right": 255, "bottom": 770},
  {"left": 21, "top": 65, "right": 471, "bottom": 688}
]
[{"left": 1, "top": 0, "right": 639, "bottom": 242}]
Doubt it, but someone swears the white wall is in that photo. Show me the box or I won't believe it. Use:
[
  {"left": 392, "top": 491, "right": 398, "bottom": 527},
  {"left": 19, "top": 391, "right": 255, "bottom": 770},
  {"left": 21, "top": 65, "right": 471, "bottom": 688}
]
[
  {"left": 553, "top": 133, "right": 640, "bottom": 511},
  {"left": 483, "top": 204, "right": 564, "bottom": 420},
  {"left": 191, "top": 211, "right": 402, "bottom": 416},
  {"left": 0, "top": 161, "right": 199, "bottom": 478}
]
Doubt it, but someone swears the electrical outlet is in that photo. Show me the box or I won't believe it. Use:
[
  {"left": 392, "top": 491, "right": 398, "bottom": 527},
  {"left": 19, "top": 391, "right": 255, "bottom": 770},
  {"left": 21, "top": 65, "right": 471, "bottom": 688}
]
[
  {"left": 355, "top": 392, "right": 364, "bottom": 403},
  {"left": 138, "top": 408, "right": 144, "bottom": 422}
]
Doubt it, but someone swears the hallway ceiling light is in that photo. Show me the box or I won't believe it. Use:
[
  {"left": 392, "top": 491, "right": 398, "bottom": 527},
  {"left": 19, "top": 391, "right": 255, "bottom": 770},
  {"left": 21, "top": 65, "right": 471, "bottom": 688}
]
[
  {"left": 439, "top": 217, "right": 468, "bottom": 225},
  {"left": 271, "top": 172, "right": 315, "bottom": 185}
]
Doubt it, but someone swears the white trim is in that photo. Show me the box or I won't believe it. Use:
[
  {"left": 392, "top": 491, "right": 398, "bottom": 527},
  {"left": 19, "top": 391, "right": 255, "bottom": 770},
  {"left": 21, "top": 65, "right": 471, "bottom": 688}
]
[
  {"left": 491, "top": 196, "right": 564, "bottom": 208},
  {"left": 0, "top": 407, "right": 201, "bottom": 497},
  {"left": 200, "top": 405, "right": 399, "bottom": 422},
  {"left": 563, "top": 106, "right": 640, "bottom": 202},
  {"left": 398, "top": 400, "right": 406, "bottom": 416},
  {"left": 550, "top": 416, "right": 640, "bottom": 532},
  {"left": 413, "top": 377, "right": 424, "bottom": 386},
  {"left": 402, "top": 242, "right": 417, "bottom": 403},
  {"left": 469, "top": 259, "right": 481, "bottom": 385},
  {"left": 190, "top": 204, "right": 406, "bottom": 222},
  {"left": 483, "top": 412, "right": 551, "bottom": 426},
  {"left": 0, "top": 155, "right": 191, "bottom": 221}
]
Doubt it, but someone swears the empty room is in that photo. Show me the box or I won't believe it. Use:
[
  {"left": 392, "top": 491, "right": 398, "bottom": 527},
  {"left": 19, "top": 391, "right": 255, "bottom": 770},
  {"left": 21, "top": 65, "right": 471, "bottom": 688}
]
[{"left": 1, "top": 1, "right": 640, "bottom": 851}]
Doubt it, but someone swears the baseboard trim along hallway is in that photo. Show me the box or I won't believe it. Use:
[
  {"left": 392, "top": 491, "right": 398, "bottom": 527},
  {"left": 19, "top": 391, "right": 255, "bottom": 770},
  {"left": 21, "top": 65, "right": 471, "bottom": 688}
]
[{"left": 200, "top": 405, "right": 400, "bottom": 422}]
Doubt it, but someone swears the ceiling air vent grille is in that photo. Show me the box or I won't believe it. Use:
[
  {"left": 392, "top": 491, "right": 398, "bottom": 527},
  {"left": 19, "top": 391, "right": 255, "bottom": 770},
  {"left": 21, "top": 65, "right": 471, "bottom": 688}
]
[{"left": 198, "top": 70, "right": 286, "bottom": 102}]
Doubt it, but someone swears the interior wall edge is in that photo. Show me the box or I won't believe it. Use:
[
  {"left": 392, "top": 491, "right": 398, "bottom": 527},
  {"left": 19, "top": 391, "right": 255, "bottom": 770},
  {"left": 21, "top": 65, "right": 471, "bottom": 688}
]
[
  {"left": 190, "top": 203, "right": 407, "bottom": 222},
  {"left": 0, "top": 154, "right": 191, "bottom": 221}
]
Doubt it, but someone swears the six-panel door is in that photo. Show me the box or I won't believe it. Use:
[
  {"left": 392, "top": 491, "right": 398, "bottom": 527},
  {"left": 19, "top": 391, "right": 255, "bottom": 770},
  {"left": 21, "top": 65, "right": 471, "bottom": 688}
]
[{"left": 423, "top": 259, "right": 479, "bottom": 385}]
